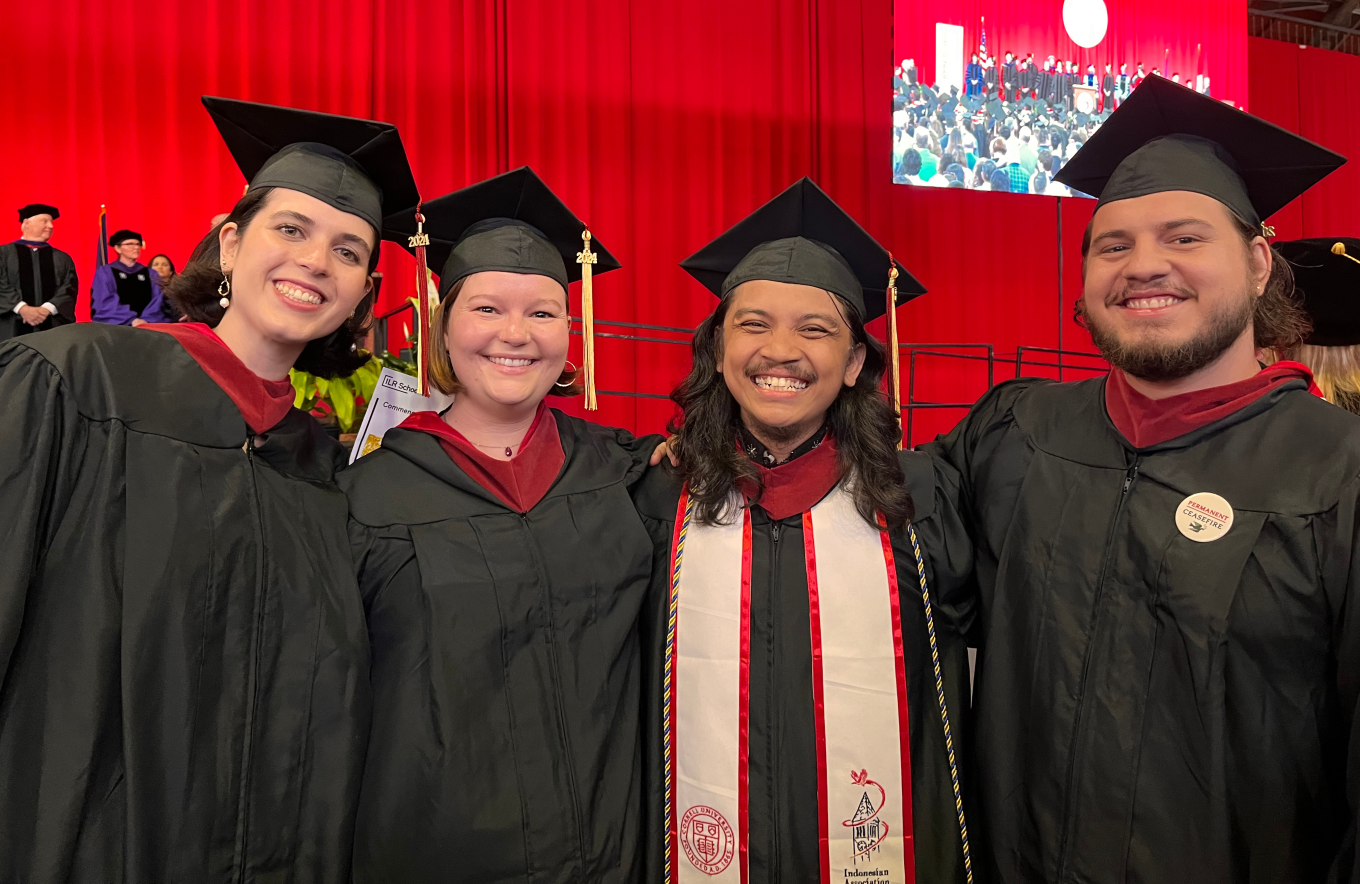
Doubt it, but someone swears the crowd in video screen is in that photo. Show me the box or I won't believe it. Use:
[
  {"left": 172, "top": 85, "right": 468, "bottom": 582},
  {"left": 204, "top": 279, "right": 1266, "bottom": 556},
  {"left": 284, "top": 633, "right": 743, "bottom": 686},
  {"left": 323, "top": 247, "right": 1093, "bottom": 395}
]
[{"left": 893, "top": 42, "right": 1214, "bottom": 195}]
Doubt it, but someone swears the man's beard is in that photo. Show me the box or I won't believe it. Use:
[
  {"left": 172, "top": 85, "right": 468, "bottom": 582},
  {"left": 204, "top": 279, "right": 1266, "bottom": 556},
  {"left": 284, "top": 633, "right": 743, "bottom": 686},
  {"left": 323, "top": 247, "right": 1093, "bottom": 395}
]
[{"left": 1083, "top": 289, "right": 1254, "bottom": 383}]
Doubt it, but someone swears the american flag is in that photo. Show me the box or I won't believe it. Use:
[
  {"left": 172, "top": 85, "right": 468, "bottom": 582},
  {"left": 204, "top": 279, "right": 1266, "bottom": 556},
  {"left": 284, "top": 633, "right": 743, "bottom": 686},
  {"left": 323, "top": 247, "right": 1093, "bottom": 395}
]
[{"left": 979, "top": 15, "right": 987, "bottom": 56}]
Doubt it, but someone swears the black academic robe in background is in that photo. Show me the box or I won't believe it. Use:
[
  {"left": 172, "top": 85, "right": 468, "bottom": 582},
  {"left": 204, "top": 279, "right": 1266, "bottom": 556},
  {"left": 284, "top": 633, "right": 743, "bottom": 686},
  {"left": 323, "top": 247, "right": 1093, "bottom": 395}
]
[
  {"left": 341, "top": 415, "right": 661, "bottom": 884},
  {"left": 0, "top": 241, "right": 77, "bottom": 340},
  {"left": 0, "top": 324, "right": 367, "bottom": 883},
  {"left": 924, "top": 376, "right": 1360, "bottom": 883},
  {"left": 635, "top": 454, "right": 974, "bottom": 884}
]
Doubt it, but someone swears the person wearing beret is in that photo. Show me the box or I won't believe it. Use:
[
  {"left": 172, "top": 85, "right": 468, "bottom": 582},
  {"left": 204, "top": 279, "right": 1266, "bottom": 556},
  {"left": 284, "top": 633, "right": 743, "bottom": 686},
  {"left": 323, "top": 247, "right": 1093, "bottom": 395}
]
[
  {"left": 0, "top": 97, "right": 418, "bottom": 883},
  {"left": 91, "top": 229, "right": 171, "bottom": 325},
  {"left": 1274, "top": 237, "right": 1360, "bottom": 414},
  {"left": 0, "top": 204, "right": 77, "bottom": 342}
]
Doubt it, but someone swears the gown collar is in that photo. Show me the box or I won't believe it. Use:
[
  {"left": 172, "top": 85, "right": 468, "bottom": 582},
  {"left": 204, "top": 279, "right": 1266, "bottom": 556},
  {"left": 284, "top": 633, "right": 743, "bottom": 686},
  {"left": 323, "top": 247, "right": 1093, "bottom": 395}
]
[
  {"left": 736, "top": 430, "right": 843, "bottom": 521},
  {"left": 397, "top": 401, "right": 565, "bottom": 513},
  {"left": 1104, "top": 361, "right": 1318, "bottom": 449},
  {"left": 145, "top": 322, "right": 296, "bottom": 434}
]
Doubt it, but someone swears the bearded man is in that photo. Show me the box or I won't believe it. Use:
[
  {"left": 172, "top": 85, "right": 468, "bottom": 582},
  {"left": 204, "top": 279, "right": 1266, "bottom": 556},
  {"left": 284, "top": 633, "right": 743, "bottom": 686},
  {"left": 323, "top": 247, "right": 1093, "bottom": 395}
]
[
  {"left": 924, "top": 76, "right": 1360, "bottom": 882},
  {"left": 635, "top": 178, "right": 973, "bottom": 884}
]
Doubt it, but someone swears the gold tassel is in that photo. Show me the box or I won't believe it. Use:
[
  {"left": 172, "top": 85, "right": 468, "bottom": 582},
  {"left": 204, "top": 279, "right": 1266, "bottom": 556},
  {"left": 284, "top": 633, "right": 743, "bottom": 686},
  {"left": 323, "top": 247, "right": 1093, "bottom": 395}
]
[
  {"left": 1333, "top": 241, "right": 1360, "bottom": 266},
  {"left": 886, "top": 255, "right": 903, "bottom": 450},
  {"left": 408, "top": 203, "right": 432, "bottom": 396},
  {"left": 577, "top": 228, "right": 599, "bottom": 410}
]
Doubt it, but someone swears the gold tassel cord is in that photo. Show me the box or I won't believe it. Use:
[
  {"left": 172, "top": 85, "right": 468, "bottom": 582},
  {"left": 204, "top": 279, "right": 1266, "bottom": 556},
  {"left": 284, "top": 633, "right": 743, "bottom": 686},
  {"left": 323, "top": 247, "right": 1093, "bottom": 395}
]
[
  {"left": 408, "top": 204, "right": 432, "bottom": 397},
  {"left": 887, "top": 256, "right": 903, "bottom": 450},
  {"left": 1333, "top": 242, "right": 1360, "bottom": 266},
  {"left": 577, "top": 228, "right": 599, "bottom": 411}
]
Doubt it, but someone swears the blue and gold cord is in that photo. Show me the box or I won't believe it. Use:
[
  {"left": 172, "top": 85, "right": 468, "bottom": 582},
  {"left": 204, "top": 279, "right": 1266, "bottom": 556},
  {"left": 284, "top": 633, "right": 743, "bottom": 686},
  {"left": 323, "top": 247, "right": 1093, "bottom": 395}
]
[
  {"left": 908, "top": 523, "right": 974, "bottom": 883},
  {"left": 661, "top": 495, "right": 694, "bottom": 883}
]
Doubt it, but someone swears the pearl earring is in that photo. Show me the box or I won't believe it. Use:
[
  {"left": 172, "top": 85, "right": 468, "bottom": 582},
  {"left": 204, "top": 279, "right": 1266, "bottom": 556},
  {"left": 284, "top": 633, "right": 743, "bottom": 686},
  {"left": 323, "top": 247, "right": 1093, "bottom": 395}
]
[{"left": 218, "top": 273, "right": 231, "bottom": 310}]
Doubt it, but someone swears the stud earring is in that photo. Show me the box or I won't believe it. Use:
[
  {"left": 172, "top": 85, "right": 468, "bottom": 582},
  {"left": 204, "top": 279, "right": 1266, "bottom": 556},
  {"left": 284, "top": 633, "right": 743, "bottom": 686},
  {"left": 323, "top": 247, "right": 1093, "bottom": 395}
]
[{"left": 218, "top": 273, "right": 231, "bottom": 309}]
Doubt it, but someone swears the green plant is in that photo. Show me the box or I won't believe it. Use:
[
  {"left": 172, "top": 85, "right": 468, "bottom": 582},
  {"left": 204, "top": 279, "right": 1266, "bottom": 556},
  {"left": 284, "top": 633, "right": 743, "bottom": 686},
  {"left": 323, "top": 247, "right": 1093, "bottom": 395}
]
[{"left": 291, "top": 356, "right": 384, "bottom": 433}]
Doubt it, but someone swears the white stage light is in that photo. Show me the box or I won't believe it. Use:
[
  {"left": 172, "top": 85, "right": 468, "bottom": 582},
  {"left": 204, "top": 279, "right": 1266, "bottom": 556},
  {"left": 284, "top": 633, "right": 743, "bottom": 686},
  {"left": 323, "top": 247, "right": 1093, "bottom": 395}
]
[{"left": 1063, "top": 0, "right": 1108, "bottom": 48}]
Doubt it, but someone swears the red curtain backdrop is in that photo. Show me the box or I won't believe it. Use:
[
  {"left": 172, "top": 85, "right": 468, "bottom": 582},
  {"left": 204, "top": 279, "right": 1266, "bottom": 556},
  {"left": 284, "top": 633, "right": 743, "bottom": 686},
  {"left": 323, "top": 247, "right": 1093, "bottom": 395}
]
[{"left": 0, "top": 7, "right": 1355, "bottom": 442}]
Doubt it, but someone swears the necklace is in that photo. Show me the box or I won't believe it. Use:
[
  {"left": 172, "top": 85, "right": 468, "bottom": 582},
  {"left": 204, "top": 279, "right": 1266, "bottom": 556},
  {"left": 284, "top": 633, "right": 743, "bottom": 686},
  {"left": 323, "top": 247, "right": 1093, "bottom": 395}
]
[{"left": 472, "top": 440, "right": 518, "bottom": 458}]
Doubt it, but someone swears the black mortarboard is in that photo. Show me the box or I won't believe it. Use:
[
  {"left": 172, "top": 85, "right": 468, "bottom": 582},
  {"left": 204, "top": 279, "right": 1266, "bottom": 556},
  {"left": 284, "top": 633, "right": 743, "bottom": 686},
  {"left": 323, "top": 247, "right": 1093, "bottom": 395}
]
[
  {"left": 680, "top": 177, "right": 925, "bottom": 323},
  {"left": 386, "top": 167, "right": 620, "bottom": 299},
  {"left": 1276, "top": 238, "right": 1360, "bottom": 346},
  {"left": 1053, "top": 76, "right": 1345, "bottom": 225},
  {"left": 18, "top": 204, "right": 58, "bottom": 222},
  {"left": 108, "top": 229, "right": 142, "bottom": 246},
  {"left": 202, "top": 96, "right": 419, "bottom": 235}
]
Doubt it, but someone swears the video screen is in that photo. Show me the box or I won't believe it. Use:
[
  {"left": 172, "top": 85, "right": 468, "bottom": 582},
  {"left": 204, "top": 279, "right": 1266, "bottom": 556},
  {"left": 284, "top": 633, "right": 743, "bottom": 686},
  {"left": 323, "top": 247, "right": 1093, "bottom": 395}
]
[{"left": 891, "top": 0, "right": 1246, "bottom": 196}]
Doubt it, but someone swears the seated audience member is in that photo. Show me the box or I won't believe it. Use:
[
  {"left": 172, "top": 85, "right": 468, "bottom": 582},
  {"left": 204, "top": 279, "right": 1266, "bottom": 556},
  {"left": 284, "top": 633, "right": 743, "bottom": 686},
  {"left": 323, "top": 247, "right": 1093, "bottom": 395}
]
[
  {"left": 1005, "top": 156, "right": 1030, "bottom": 193},
  {"left": 1030, "top": 169, "right": 1049, "bottom": 194},
  {"left": 989, "top": 168, "right": 1012, "bottom": 192},
  {"left": 894, "top": 148, "right": 924, "bottom": 185},
  {"left": 914, "top": 128, "right": 939, "bottom": 181},
  {"left": 92, "top": 230, "right": 170, "bottom": 326}
]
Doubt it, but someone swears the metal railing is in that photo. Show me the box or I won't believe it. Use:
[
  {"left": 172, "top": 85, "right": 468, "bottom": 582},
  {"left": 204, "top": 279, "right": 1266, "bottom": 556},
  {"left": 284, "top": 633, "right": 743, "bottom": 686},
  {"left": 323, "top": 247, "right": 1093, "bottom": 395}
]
[
  {"left": 1250, "top": 9, "right": 1360, "bottom": 56},
  {"left": 373, "top": 301, "right": 1110, "bottom": 444}
]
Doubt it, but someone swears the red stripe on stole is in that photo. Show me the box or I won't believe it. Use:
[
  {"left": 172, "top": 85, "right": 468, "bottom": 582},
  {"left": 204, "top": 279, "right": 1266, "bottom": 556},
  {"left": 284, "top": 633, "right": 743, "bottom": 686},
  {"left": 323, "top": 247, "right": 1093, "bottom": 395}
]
[
  {"left": 802, "top": 511, "right": 832, "bottom": 883},
  {"left": 879, "top": 519, "right": 916, "bottom": 884},
  {"left": 667, "top": 490, "right": 689, "bottom": 884},
  {"left": 738, "top": 510, "right": 753, "bottom": 884}
]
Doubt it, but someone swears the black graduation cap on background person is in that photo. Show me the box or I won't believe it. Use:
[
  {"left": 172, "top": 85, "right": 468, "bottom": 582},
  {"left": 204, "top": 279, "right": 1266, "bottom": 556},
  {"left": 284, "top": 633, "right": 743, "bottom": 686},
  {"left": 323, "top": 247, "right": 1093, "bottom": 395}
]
[
  {"left": 201, "top": 96, "right": 419, "bottom": 236},
  {"left": 385, "top": 167, "right": 620, "bottom": 409},
  {"left": 680, "top": 177, "right": 925, "bottom": 442},
  {"left": 1053, "top": 75, "right": 1345, "bottom": 226},
  {"left": 1275, "top": 238, "right": 1360, "bottom": 346},
  {"left": 18, "top": 204, "right": 59, "bottom": 221},
  {"left": 108, "top": 229, "right": 142, "bottom": 246}
]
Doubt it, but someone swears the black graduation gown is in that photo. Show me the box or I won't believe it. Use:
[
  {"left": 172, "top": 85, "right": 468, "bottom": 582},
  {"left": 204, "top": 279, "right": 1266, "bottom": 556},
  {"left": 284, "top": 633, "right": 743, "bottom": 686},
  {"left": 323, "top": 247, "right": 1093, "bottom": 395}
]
[
  {"left": 341, "top": 414, "right": 661, "bottom": 884},
  {"left": 924, "top": 376, "right": 1360, "bottom": 883},
  {"left": 0, "top": 241, "right": 78, "bottom": 341},
  {"left": 634, "top": 454, "right": 975, "bottom": 884},
  {"left": 0, "top": 323, "right": 368, "bottom": 883}
]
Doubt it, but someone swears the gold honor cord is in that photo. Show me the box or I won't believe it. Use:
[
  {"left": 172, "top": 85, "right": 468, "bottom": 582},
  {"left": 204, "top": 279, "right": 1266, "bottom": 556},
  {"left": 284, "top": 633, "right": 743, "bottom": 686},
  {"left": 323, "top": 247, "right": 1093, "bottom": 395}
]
[
  {"left": 1334, "top": 241, "right": 1360, "bottom": 266},
  {"left": 408, "top": 204, "right": 432, "bottom": 396},
  {"left": 887, "top": 257, "right": 904, "bottom": 450},
  {"left": 577, "top": 228, "right": 599, "bottom": 410}
]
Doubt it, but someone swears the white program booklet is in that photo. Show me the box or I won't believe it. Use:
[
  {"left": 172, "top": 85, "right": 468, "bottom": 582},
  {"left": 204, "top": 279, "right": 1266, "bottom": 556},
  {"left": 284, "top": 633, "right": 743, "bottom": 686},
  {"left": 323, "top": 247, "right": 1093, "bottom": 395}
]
[{"left": 349, "top": 367, "right": 454, "bottom": 464}]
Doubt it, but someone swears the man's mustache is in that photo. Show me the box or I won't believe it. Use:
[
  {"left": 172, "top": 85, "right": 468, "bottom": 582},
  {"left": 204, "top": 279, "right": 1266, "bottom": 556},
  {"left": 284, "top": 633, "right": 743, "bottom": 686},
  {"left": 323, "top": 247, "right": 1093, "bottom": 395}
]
[{"left": 743, "top": 362, "right": 817, "bottom": 383}]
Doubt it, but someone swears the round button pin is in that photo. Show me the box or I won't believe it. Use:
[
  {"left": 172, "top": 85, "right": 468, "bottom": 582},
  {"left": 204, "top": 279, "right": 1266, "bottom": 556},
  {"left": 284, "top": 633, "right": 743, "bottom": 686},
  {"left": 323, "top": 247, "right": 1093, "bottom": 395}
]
[{"left": 1176, "top": 492, "right": 1234, "bottom": 542}]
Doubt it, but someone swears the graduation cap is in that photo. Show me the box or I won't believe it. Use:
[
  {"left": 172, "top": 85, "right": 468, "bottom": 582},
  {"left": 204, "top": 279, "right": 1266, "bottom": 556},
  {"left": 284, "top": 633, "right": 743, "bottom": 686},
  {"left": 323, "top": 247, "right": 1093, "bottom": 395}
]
[
  {"left": 385, "top": 167, "right": 619, "bottom": 408},
  {"left": 108, "top": 229, "right": 142, "bottom": 246},
  {"left": 18, "top": 204, "right": 58, "bottom": 222},
  {"left": 1053, "top": 76, "right": 1345, "bottom": 229},
  {"left": 1275, "top": 238, "right": 1360, "bottom": 346},
  {"left": 201, "top": 96, "right": 419, "bottom": 235},
  {"left": 680, "top": 178, "right": 926, "bottom": 440}
]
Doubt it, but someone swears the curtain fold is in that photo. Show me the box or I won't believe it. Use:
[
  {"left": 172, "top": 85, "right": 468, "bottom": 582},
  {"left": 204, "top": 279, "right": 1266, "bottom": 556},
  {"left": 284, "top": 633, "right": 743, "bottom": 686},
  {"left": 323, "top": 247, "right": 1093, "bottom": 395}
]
[{"left": 0, "top": 5, "right": 1349, "bottom": 440}]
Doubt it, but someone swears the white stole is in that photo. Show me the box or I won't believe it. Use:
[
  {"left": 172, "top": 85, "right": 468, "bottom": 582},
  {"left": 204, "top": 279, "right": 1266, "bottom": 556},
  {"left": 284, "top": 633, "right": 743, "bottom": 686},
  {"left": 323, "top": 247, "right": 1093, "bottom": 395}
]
[{"left": 664, "top": 485, "right": 915, "bottom": 883}]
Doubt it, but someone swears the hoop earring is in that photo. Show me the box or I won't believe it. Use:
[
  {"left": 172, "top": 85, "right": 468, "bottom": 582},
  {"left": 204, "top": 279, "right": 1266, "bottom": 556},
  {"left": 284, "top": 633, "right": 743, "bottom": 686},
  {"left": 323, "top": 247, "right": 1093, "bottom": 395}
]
[
  {"left": 555, "top": 360, "right": 578, "bottom": 388},
  {"left": 218, "top": 273, "right": 231, "bottom": 310}
]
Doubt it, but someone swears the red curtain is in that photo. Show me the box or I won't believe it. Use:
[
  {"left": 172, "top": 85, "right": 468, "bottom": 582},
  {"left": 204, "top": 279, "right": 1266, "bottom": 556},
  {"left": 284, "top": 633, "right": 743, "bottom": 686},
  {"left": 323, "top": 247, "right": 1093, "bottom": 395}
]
[{"left": 1, "top": 7, "right": 1355, "bottom": 442}]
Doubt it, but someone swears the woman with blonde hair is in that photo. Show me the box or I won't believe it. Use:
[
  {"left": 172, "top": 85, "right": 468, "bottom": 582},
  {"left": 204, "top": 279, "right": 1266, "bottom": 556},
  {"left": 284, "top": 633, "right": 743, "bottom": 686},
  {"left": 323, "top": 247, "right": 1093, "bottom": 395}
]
[
  {"left": 341, "top": 168, "right": 661, "bottom": 883},
  {"left": 1275, "top": 237, "right": 1360, "bottom": 414}
]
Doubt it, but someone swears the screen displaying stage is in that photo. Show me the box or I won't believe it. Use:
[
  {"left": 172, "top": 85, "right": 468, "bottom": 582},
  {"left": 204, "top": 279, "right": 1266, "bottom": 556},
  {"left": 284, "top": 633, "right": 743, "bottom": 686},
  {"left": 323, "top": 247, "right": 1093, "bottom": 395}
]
[{"left": 891, "top": 0, "right": 1247, "bottom": 196}]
